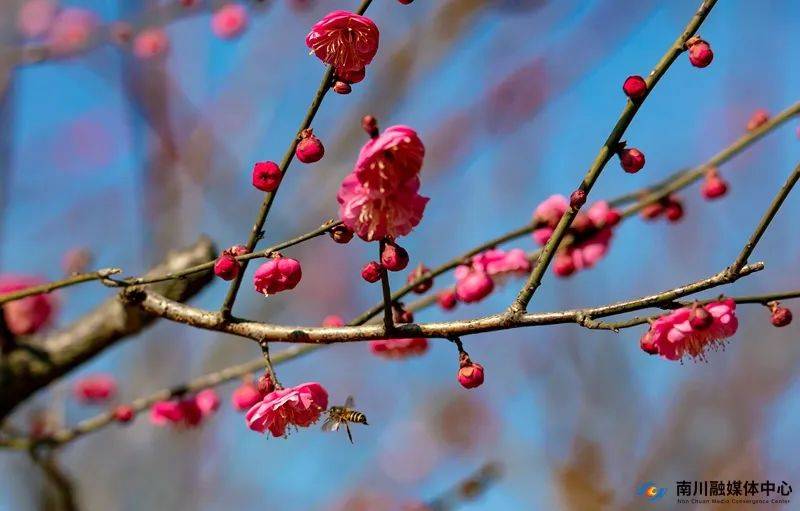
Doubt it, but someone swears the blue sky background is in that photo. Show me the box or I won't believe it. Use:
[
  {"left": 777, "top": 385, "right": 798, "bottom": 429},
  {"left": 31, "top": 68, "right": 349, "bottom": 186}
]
[{"left": 2, "top": 0, "right": 800, "bottom": 509}]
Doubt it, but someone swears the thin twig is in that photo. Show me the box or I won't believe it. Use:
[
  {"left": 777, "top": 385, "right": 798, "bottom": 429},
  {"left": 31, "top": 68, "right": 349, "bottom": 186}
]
[
  {"left": 0, "top": 269, "right": 121, "bottom": 305},
  {"left": 729, "top": 161, "right": 800, "bottom": 274},
  {"left": 218, "top": 0, "right": 374, "bottom": 319},
  {"left": 378, "top": 240, "right": 395, "bottom": 332},
  {"left": 509, "top": 0, "right": 719, "bottom": 314}
]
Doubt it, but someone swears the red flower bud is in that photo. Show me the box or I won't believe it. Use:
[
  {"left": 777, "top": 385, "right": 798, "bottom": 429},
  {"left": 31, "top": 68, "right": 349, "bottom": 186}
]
[
  {"left": 569, "top": 189, "right": 586, "bottom": 209},
  {"left": 746, "top": 109, "right": 770, "bottom": 132},
  {"left": 214, "top": 252, "right": 241, "bottom": 281},
  {"left": 296, "top": 128, "right": 324, "bottom": 163},
  {"left": 770, "top": 305, "right": 792, "bottom": 327},
  {"left": 361, "top": 261, "right": 383, "bottom": 283},
  {"left": 393, "top": 304, "right": 414, "bottom": 324},
  {"left": 437, "top": 289, "right": 458, "bottom": 311},
  {"left": 618, "top": 147, "right": 645, "bottom": 173},
  {"left": 332, "top": 80, "right": 352, "bottom": 94},
  {"left": 664, "top": 197, "right": 684, "bottom": 223},
  {"left": 113, "top": 405, "right": 135, "bottom": 424},
  {"left": 338, "top": 67, "right": 365, "bottom": 84},
  {"left": 407, "top": 264, "right": 433, "bottom": 294},
  {"left": 398, "top": 0, "right": 414, "bottom": 4},
  {"left": 701, "top": 169, "right": 728, "bottom": 200},
  {"left": 329, "top": 224, "right": 354, "bottom": 244},
  {"left": 322, "top": 314, "right": 345, "bottom": 327},
  {"left": 640, "top": 202, "right": 665, "bottom": 220},
  {"left": 640, "top": 331, "right": 658, "bottom": 355},
  {"left": 457, "top": 358, "right": 484, "bottom": 389},
  {"left": 361, "top": 115, "right": 379, "bottom": 138},
  {"left": 252, "top": 161, "right": 282, "bottom": 192},
  {"left": 687, "top": 37, "right": 713, "bottom": 68},
  {"left": 381, "top": 242, "right": 409, "bottom": 272},
  {"left": 622, "top": 75, "right": 647, "bottom": 101}
]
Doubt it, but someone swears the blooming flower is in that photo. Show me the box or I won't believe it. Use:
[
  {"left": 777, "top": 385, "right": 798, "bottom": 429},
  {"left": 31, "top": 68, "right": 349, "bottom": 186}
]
[
  {"left": 253, "top": 256, "right": 302, "bottom": 296},
  {"left": 0, "top": 275, "right": 57, "bottom": 335},
  {"left": 73, "top": 374, "right": 117, "bottom": 403},
  {"left": 305, "top": 10, "right": 379, "bottom": 74},
  {"left": 338, "top": 173, "right": 428, "bottom": 241},
  {"left": 640, "top": 299, "right": 738, "bottom": 361},
  {"left": 354, "top": 126, "right": 425, "bottom": 193},
  {"left": 369, "top": 338, "right": 429, "bottom": 359},
  {"left": 246, "top": 382, "right": 329, "bottom": 437}
]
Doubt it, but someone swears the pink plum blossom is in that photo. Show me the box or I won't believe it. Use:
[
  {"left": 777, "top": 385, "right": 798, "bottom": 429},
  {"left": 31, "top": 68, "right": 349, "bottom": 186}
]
[
  {"left": 305, "top": 10, "right": 379, "bottom": 74},
  {"left": 640, "top": 299, "right": 738, "bottom": 361},
  {"left": 337, "top": 173, "right": 428, "bottom": 241},
  {"left": 253, "top": 257, "right": 302, "bottom": 296},
  {"left": 354, "top": 125, "right": 425, "bottom": 193},
  {"left": 246, "top": 382, "right": 329, "bottom": 437}
]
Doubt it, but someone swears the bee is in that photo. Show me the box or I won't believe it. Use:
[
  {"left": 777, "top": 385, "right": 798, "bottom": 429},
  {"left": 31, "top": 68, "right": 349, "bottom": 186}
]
[{"left": 321, "top": 395, "right": 368, "bottom": 443}]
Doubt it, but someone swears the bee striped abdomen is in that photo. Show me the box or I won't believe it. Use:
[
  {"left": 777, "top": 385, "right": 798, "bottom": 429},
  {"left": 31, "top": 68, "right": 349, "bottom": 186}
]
[{"left": 344, "top": 411, "right": 367, "bottom": 424}]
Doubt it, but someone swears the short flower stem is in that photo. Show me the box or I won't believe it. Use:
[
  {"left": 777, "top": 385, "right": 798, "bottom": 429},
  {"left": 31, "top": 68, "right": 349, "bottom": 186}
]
[{"left": 378, "top": 240, "right": 395, "bottom": 333}]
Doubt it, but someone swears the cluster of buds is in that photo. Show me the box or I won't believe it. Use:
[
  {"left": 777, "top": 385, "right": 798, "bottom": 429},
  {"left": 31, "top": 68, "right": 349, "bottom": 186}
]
[
  {"left": 640, "top": 194, "right": 684, "bottom": 223},
  {"left": 361, "top": 240, "right": 410, "bottom": 283}
]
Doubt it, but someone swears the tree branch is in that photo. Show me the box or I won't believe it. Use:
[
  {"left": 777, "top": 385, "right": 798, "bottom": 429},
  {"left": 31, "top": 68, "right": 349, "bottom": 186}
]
[
  {"left": 0, "top": 237, "right": 216, "bottom": 420},
  {"left": 508, "top": 0, "right": 719, "bottom": 314},
  {"left": 219, "top": 0, "right": 375, "bottom": 318}
]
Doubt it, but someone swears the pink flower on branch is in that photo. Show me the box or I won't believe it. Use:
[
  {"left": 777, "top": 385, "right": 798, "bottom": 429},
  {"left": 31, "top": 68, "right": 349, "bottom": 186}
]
[
  {"left": 338, "top": 173, "right": 428, "bottom": 242},
  {"left": 640, "top": 299, "right": 738, "bottom": 361},
  {"left": 246, "top": 382, "right": 328, "bottom": 437},
  {"left": 253, "top": 256, "right": 302, "bottom": 296},
  {"left": 305, "top": 10, "right": 379, "bottom": 75},
  {"left": 150, "top": 389, "right": 220, "bottom": 428},
  {"left": 354, "top": 125, "right": 425, "bottom": 193}
]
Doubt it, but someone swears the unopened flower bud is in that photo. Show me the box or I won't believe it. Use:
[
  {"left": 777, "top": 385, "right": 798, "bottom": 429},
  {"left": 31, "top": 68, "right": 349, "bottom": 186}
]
[
  {"left": 622, "top": 75, "right": 647, "bottom": 101},
  {"left": 361, "top": 261, "right": 383, "bottom": 283},
  {"left": 113, "top": 405, "right": 135, "bottom": 424},
  {"left": 214, "top": 252, "right": 241, "bottom": 281},
  {"left": 381, "top": 242, "right": 409, "bottom": 272},
  {"left": 701, "top": 169, "right": 728, "bottom": 200},
  {"left": 570, "top": 189, "right": 587, "bottom": 209},
  {"left": 296, "top": 128, "right": 324, "bottom": 163},
  {"left": 407, "top": 264, "right": 433, "bottom": 294},
  {"left": 618, "top": 147, "right": 646, "bottom": 173},
  {"left": 252, "top": 161, "right": 282, "bottom": 192},
  {"left": 361, "top": 115, "right": 379, "bottom": 138},
  {"left": 686, "top": 36, "right": 713, "bottom": 68},
  {"left": 329, "top": 224, "right": 354, "bottom": 244},
  {"left": 770, "top": 303, "right": 792, "bottom": 327},
  {"left": 437, "top": 289, "right": 458, "bottom": 311},
  {"left": 457, "top": 357, "right": 484, "bottom": 389},
  {"left": 332, "top": 80, "right": 352, "bottom": 94},
  {"left": 256, "top": 374, "right": 275, "bottom": 395}
]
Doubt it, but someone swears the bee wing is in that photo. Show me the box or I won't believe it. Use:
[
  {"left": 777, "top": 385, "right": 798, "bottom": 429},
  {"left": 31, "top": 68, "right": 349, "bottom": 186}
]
[
  {"left": 344, "top": 395, "right": 355, "bottom": 408},
  {"left": 321, "top": 418, "right": 340, "bottom": 432}
]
